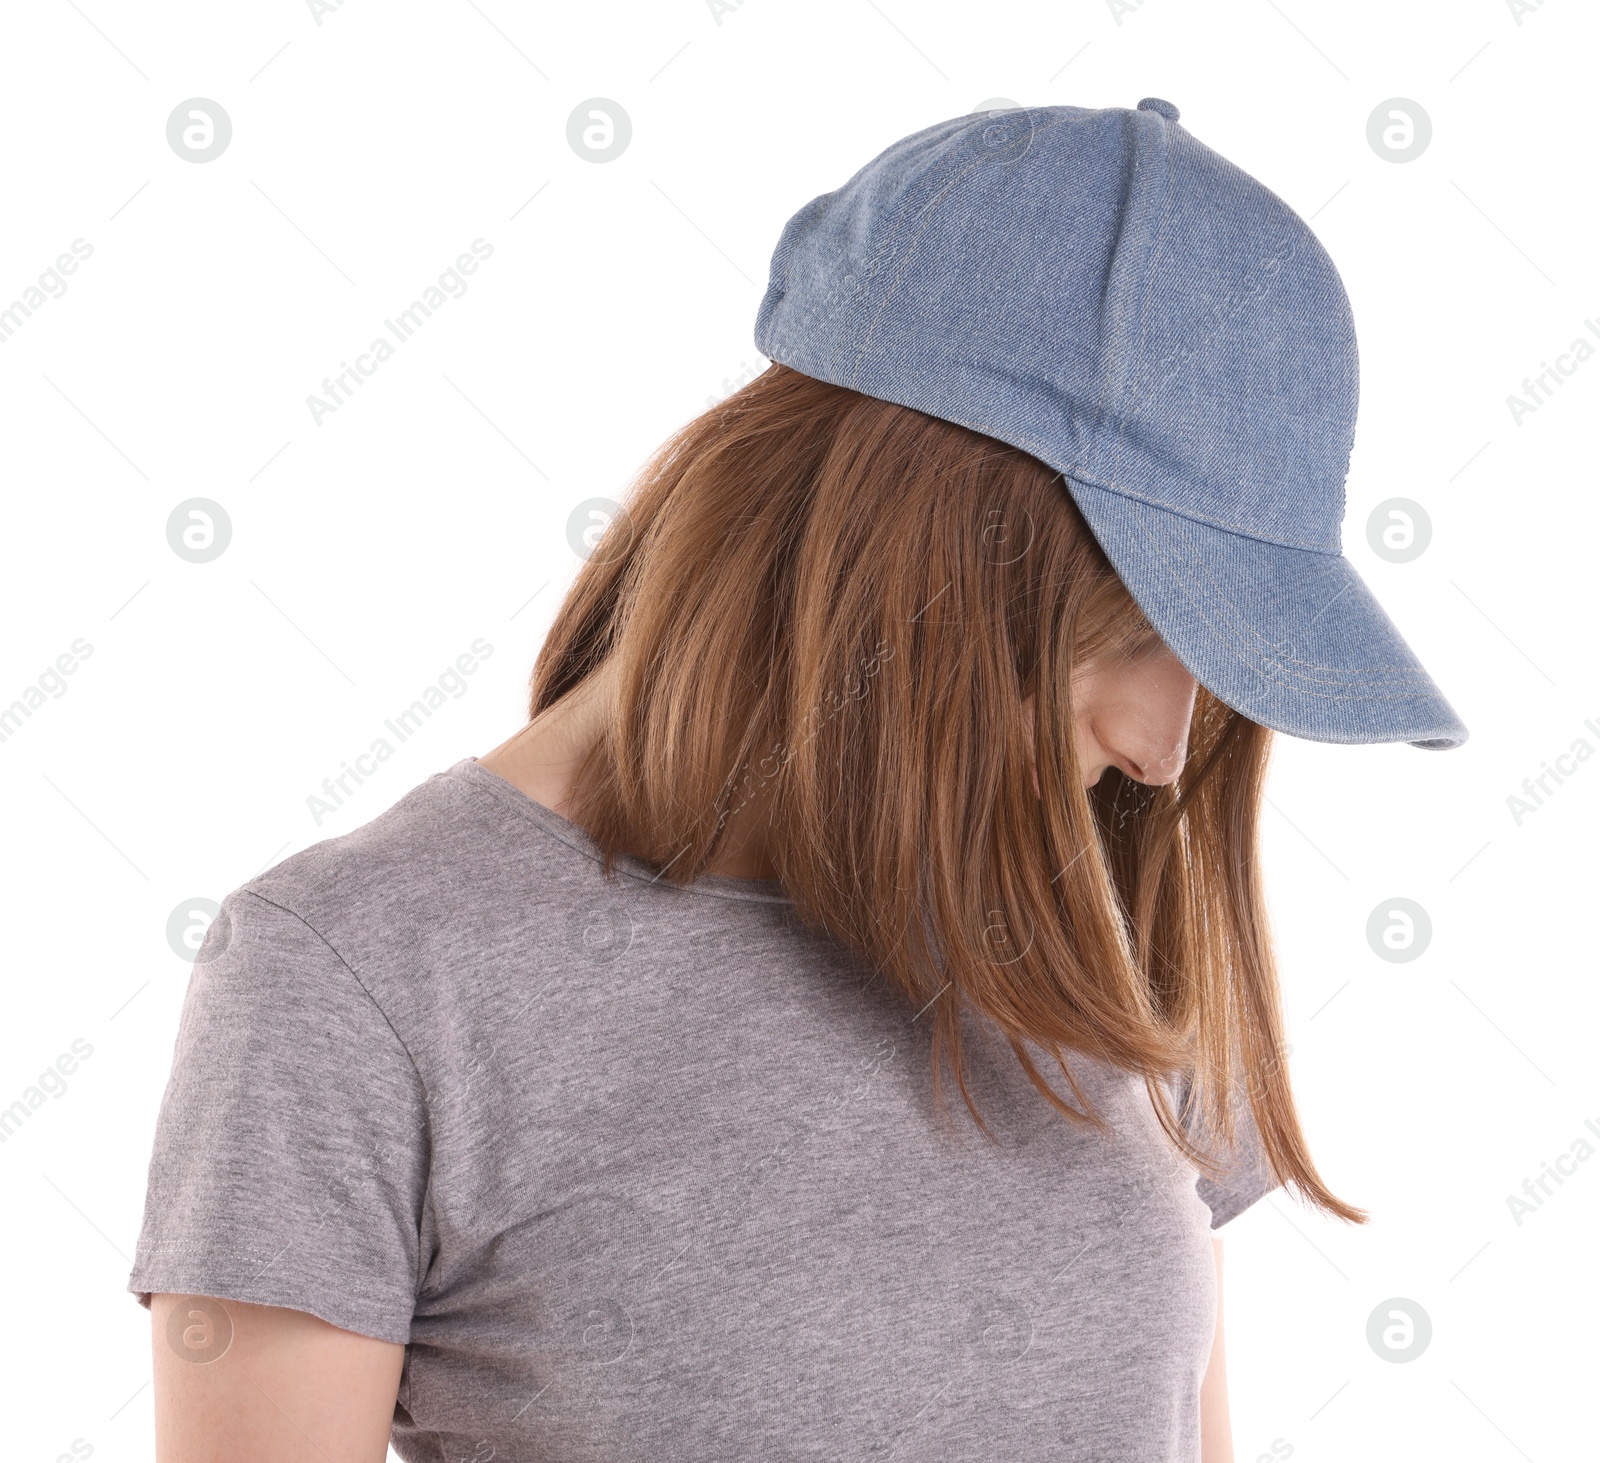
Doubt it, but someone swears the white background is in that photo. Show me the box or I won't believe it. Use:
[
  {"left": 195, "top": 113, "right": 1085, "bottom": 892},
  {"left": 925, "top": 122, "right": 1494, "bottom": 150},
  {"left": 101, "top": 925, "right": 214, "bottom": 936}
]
[{"left": 1, "top": 1, "right": 1594, "bottom": 1459}]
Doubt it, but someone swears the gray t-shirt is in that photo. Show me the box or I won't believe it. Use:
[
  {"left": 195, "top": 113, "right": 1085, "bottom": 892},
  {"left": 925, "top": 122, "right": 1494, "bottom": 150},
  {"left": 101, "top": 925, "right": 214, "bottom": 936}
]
[{"left": 129, "top": 755, "right": 1280, "bottom": 1462}]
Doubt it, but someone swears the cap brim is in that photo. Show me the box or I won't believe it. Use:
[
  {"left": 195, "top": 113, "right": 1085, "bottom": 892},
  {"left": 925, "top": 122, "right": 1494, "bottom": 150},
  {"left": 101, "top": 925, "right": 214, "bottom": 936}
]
[{"left": 1064, "top": 478, "right": 1468, "bottom": 750}]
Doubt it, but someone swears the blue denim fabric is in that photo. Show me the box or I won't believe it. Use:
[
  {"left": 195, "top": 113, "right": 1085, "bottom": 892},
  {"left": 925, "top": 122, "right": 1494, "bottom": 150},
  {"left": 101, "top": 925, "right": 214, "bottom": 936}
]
[{"left": 754, "top": 99, "right": 1467, "bottom": 749}]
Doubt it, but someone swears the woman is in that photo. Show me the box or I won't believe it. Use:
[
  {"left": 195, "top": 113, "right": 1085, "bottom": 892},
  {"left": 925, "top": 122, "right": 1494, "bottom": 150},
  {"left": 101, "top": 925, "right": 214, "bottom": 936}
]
[{"left": 130, "top": 98, "right": 1466, "bottom": 1462}]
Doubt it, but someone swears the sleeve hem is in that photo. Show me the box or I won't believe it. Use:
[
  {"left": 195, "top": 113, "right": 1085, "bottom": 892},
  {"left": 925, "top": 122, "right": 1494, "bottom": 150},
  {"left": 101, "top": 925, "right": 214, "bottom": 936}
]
[
  {"left": 1205, "top": 1181, "right": 1282, "bottom": 1230},
  {"left": 126, "top": 1266, "right": 415, "bottom": 1346}
]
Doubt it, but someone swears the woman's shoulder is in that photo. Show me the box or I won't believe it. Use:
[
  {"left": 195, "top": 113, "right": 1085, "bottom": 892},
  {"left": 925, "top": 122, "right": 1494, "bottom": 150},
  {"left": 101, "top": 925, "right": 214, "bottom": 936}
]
[{"left": 221, "top": 755, "right": 603, "bottom": 997}]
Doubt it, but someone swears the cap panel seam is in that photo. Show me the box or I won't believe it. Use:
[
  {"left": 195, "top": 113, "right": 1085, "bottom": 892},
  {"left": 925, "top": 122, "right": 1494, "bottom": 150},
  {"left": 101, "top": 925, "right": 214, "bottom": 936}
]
[
  {"left": 844, "top": 109, "right": 1085, "bottom": 391},
  {"left": 1144, "top": 512, "right": 1439, "bottom": 690},
  {"left": 785, "top": 106, "right": 1342, "bottom": 555},
  {"left": 1105, "top": 107, "right": 1180, "bottom": 494},
  {"left": 1067, "top": 470, "right": 1341, "bottom": 554}
]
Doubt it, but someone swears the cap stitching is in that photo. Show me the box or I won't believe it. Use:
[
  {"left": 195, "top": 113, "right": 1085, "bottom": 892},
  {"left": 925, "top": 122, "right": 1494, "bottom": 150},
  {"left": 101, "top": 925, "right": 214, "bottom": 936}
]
[
  {"left": 1067, "top": 468, "right": 1340, "bottom": 554},
  {"left": 1107, "top": 106, "right": 1180, "bottom": 490},
  {"left": 847, "top": 110, "right": 1083, "bottom": 389},
  {"left": 1150, "top": 512, "right": 1444, "bottom": 694},
  {"left": 846, "top": 134, "right": 1020, "bottom": 386},
  {"left": 834, "top": 108, "right": 1343, "bottom": 555},
  {"left": 1100, "top": 122, "right": 1335, "bottom": 551}
]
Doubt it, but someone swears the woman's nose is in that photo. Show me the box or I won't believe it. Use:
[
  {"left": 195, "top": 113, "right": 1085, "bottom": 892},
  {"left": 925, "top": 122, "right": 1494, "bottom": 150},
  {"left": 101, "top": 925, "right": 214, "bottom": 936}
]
[
  {"left": 1125, "top": 742, "right": 1186, "bottom": 786},
  {"left": 1114, "top": 676, "right": 1197, "bottom": 785}
]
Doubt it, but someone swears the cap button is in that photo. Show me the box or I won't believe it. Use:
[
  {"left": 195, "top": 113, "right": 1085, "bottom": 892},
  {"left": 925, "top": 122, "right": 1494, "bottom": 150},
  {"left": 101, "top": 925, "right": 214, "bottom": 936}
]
[{"left": 1137, "top": 96, "right": 1180, "bottom": 122}]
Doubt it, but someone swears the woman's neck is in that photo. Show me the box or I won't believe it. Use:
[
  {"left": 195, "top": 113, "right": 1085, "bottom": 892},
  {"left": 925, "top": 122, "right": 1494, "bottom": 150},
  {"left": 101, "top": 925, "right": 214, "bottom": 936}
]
[{"left": 477, "top": 661, "right": 780, "bottom": 882}]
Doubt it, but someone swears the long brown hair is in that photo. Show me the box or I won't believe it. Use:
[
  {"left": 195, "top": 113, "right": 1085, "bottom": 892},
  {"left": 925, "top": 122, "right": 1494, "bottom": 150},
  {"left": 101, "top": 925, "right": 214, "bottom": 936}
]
[{"left": 531, "top": 361, "right": 1364, "bottom": 1224}]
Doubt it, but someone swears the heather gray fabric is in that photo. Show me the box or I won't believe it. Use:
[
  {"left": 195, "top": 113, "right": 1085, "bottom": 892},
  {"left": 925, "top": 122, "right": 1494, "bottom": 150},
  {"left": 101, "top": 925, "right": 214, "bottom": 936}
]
[{"left": 129, "top": 756, "right": 1281, "bottom": 1462}]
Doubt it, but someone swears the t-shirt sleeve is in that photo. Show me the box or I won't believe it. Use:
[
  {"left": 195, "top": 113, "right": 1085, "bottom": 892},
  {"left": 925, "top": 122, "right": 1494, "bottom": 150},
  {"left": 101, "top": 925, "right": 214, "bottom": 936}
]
[
  {"left": 1173, "top": 1067, "right": 1284, "bottom": 1230},
  {"left": 127, "top": 887, "right": 429, "bottom": 1344}
]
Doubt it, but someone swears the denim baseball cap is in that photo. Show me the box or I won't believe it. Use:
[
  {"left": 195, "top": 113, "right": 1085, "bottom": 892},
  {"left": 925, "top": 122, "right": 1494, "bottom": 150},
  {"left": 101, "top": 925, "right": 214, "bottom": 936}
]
[{"left": 753, "top": 98, "right": 1467, "bottom": 750}]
